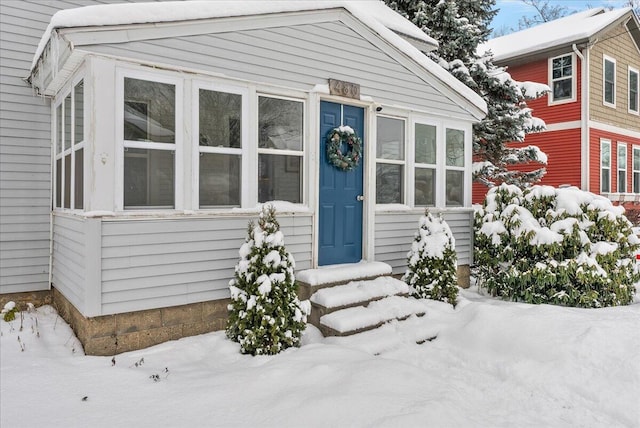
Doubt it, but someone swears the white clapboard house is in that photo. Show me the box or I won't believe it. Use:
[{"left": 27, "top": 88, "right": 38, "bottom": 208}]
[{"left": 1, "top": 0, "right": 486, "bottom": 354}]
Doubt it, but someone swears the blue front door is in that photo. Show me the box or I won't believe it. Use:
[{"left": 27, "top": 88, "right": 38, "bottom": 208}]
[{"left": 319, "top": 101, "right": 364, "bottom": 266}]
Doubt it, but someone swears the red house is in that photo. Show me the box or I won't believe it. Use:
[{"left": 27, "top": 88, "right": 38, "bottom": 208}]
[{"left": 475, "top": 8, "right": 640, "bottom": 213}]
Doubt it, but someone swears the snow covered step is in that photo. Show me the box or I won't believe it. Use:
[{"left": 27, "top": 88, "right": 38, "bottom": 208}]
[
  {"left": 324, "top": 315, "right": 439, "bottom": 355},
  {"left": 296, "top": 261, "right": 392, "bottom": 300},
  {"left": 319, "top": 296, "right": 428, "bottom": 337}
]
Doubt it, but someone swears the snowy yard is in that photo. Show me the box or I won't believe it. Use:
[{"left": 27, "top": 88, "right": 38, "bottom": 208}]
[{"left": 1, "top": 286, "right": 639, "bottom": 428}]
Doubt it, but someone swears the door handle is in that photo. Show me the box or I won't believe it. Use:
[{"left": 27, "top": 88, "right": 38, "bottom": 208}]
[{"left": 356, "top": 195, "right": 364, "bottom": 201}]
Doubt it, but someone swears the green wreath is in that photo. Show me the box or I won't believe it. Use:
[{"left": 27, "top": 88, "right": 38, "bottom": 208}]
[{"left": 326, "top": 126, "right": 362, "bottom": 171}]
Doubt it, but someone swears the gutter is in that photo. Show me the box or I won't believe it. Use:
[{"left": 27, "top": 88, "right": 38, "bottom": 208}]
[{"left": 573, "top": 43, "right": 590, "bottom": 191}]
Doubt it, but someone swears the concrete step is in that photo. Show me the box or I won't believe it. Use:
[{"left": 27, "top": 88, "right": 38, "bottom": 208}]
[
  {"left": 319, "top": 295, "right": 428, "bottom": 337},
  {"left": 308, "top": 276, "right": 410, "bottom": 327}
]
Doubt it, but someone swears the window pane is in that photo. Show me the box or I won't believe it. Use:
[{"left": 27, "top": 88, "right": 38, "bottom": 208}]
[
  {"left": 634, "top": 149, "right": 640, "bottom": 171},
  {"left": 618, "top": 145, "right": 626, "bottom": 165},
  {"left": 124, "top": 148, "right": 174, "bottom": 208},
  {"left": 630, "top": 71, "right": 638, "bottom": 112},
  {"left": 74, "top": 81, "right": 84, "bottom": 144},
  {"left": 446, "top": 129, "right": 465, "bottom": 167},
  {"left": 64, "top": 154, "right": 71, "bottom": 208},
  {"left": 602, "top": 168, "right": 610, "bottom": 192},
  {"left": 553, "top": 79, "right": 572, "bottom": 100},
  {"left": 64, "top": 95, "right": 71, "bottom": 150},
  {"left": 605, "top": 60, "right": 615, "bottom": 81},
  {"left": 199, "top": 153, "right": 240, "bottom": 207},
  {"left": 415, "top": 123, "right": 436, "bottom": 164},
  {"left": 605, "top": 81, "right": 615, "bottom": 104},
  {"left": 56, "top": 158, "right": 62, "bottom": 208},
  {"left": 56, "top": 105, "right": 62, "bottom": 153},
  {"left": 376, "top": 117, "right": 404, "bottom": 160},
  {"left": 124, "top": 78, "right": 175, "bottom": 143},
  {"left": 376, "top": 163, "right": 403, "bottom": 204},
  {"left": 446, "top": 170, "right": 464, "bottom": 207},
  {"left": 634, "top": 172, "right": 640, "bottom": 193},
  {"left": 602, "top": 144, "right": 610, "bottom": 167},
  {"left": 258, "top": 154, "right": 301, "bottom": 203},
  {"left": 415, "top": 168, "right": 435, "bottom": 206},
  {"left": 74, "top": 148, "right": 83, "bottom": 209},
  {"left": 619, "top": 171, "right": 626, "bottom": 193},
  {"left": 258, "top": 97, "right": 303, "bottom": 150},
  {"left": 199, "top": 89, "right": 241, "bottom": 148}
]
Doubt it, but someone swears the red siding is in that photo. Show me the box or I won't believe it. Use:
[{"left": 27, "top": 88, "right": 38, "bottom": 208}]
[
  {"left": 507, "top": 56, "right": 582, "bottom": 124},
  {"left": 589, "top": 128, "right": 640, "bottom": 196}
]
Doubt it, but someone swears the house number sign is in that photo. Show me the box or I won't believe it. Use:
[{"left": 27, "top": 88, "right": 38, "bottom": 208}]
[{"left": 329, "top": 79, "right": 360, "bottom": 99}]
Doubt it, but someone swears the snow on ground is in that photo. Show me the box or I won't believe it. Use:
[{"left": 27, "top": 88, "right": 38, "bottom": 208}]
[{"left": 2, "top": 287, "right": 639, "bottom": 428}]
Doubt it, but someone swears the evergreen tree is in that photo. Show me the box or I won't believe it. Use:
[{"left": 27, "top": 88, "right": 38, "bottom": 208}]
[
  {"left": 403, "top": 210, "right": 459, "bottom": 306},
  {"left": 385, "top": 0, "right": 548, "bottom": 188},
  {"left": 226, "top": 205, "right": 309, "bottom": 355}
]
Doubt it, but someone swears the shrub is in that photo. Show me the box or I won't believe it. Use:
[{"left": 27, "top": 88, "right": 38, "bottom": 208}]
[
  {"left": 403, "top": 210, "right": 459, "bottom": 306},
  {"left": 474, "top": 184, "right": 640, "bottom": 307},
  {"left": 226, "top": 205, "right": 309, "bottom": 355}
]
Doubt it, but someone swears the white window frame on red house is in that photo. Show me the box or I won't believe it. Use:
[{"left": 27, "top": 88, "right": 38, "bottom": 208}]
[
  {"left": 629, "top": 66, "right": 639, "bottom": 115},
  {"left": 603, "top": 55, "right": 616, "bottom": 108},
  {"left": 601, "top": 139, "right": 611, "bottom": 193},
  {"left": 617, "top": 142, "right": 627, "bottom": 193},
  {"left": 633, "top": 146, "right": 640, "bottom": 193},
  {"left": 548, "top": 52, "right": 577, "bottom": 105}
]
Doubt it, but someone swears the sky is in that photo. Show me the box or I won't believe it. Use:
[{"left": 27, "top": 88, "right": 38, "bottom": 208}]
[{"left": 491, "top": 0, "right": 633, "bottom": 36}]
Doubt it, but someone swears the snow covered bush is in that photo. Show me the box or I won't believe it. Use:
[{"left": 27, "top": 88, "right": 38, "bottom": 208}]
[
  {"left": 403, "top": 210, "right": 459, "bottom": 306},
  {"left": 474, "top": 185, "right": 640, "bottom": 307},
  {"left": 226, "top": 205, "right": 309, "bottom": 356}
]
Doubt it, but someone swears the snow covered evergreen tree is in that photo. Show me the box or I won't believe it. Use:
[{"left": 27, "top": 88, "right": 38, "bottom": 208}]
[
  {"left": 226, "top": 205, "right": 309, "bottom": 355},
  {"left": 403, "top": 210, "right": 459, "bottom": 306},
  {"left": 385, "top": 0, "right": 548, "bottom": 188}
]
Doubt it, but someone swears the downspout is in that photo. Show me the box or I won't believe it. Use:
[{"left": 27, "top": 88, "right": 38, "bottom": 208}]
[{"left": 573, "top": 43, "right": 589, "bottom": 191}]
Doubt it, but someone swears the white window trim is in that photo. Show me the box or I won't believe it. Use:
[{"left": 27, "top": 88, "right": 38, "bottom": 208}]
[
  {"left": 375, "top": 114, "right": 407, "bottom": 205},
  {"left": 192, "top": 80, "right": 249, "bottom": 209},
  {"left": 601, "top": 139, "right": 611, "bottom": 193},
  {"left": 603, "top": 55, "right": 616, "bottom": 108},
  {"left": 633, "top": 145, "right": 640, "bottom": 193},
  {"left": 411, "top": 119, "right": 439, "bottom": 208},
  {"left": 617, "top": 142, "right": 627, "bottom": 193},
  {"left": 53, "top": 74, "right": 85, "bottom": 212},
  {"left": 548, "top": 52, "right": 577, "bottom": 106},
  {"left": 629, "top": 66, "right": 639, "bottom": 115},
  {"left": 115, "top": 68, "right": 184, "bottom": 212},
  {"left": 256, "top": 93, "right": 306, "bottom": 206},
  {"left": 444, "top": 126, "right": 467, "bottom": 207}
]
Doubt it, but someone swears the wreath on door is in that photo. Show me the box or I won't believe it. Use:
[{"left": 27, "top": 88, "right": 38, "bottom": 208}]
[{"left": 326, "top": 126, "right": 362, "bottom": 171}]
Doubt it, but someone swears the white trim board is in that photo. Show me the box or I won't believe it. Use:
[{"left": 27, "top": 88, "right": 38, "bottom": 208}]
[{"left": 589, "top": 121, "right": 640, "bottom": 139}]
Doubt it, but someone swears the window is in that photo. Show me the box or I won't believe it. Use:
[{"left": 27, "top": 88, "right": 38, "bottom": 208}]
[
  {"left": 53, "top": 79, "right": 84, "bottom": 210},
  {"left": 197, "top": 86, "right": 244, "bottom": 207},
  {"left": 633, "top": 147, "right": 640, "bottom": 193},
  {"left": 123, "top": 77, "right": 177, "bottom": 209},
  {"left": 549, "top": 53, "right": 575, "bottom": 104},
  {"left": 601, "top": 139, "right": 611, "bottom": 193},
  {"left": 445, "top": 128, "right": 465, "bottom": 206},
  {"left": 603, "top": 56, "right": 616, "bottom": 107},
  {"left": 630, "top": 67, "right": 639, "bottom": 114},
  {"left": 257, "top": 96, "right": 303, "bottom": 203},
  {"left": 414, "top": 123, "right": 436, "bottom": 206},
  {"left": 376, "top": 116, "right": 405, "bottom": 204},
  {"left": 618, "top": 143, "right": 627, "bottom": 193}
]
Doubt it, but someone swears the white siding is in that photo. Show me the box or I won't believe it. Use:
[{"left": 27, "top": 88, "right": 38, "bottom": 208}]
[
  {"left": 0, "top": 0, "right": 161, "bottom": 294},
  {"left": 374, "top": 210, "right": 473, "bottom": 275},
  {"left": 51, "top": 214, "right": 86, "bottom": 310},
  {"left": 100, "top": 214, "right": 313, "bottom": 315},
  {"left": 82, "top": 22, "right": 471, "bottom": 118}
]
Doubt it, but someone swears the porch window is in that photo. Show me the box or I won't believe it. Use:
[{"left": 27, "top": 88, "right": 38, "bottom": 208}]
[
  {"left": 618, "top": 143, "right": 627, "bottom": 193},
  {"left": 633, "top": 146, "right": 640, "bottom": 193},
  {"left": 601, "top": 139, "right": 611, "bottom": 193},
  {"left": 549, "top": 53, "right": 575, "bottom": 104},
  {"left": 376, "top": 116, "right": 405, "bottom": 204},
  {"left": 123, "top": 77, "right": 176, "bottom": 209},
  {"left": 445, "top": 128, "right": 465, "bottom": 206},
  {"left": 603, "top": 56, "right": 616, "bottom": 107},
  {"left": 414, "top": 123, "right": 436, "bottom": 206},
  {"left": 257, "top": 96, "right": 303, "bottom": 203},
  {"left": 629, "top": 67, "right": 639, "bottom": 114},
  {"left": 198, "top": 87, "right": 243, "bottom": 207},
  {"left": 54, "top": 80, "right": 84, "bottom": 210}
]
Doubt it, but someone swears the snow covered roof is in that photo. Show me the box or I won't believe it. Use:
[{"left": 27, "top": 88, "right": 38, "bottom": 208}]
[
  {"left": 31, "top": 0, "right": 487, "bottom": 116},
  {"left": 481, "top": 7, "right": 638, "bottom": 62}
]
